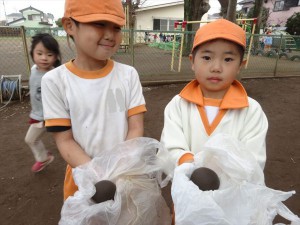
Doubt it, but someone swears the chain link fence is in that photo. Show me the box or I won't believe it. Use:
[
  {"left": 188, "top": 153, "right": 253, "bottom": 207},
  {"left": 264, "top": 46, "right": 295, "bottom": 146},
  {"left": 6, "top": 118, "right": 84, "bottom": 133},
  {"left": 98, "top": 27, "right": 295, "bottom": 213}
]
[{"left": 0, "top": 26, "right": 299, "bottom": 83}]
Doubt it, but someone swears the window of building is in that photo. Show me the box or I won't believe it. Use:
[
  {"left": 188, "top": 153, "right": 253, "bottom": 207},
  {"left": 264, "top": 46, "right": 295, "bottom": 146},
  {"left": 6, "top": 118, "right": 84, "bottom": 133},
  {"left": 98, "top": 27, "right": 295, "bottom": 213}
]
[
  {"left": 153, "top": 18, "right": 182, "bottom": 31},
  {"left": 28, "top": 15, "right": 32, "bottom": 20},
  {"left": 274, "top": 0, "right": 285, "bottom": 11},
  {"left": 32, "top": 14, "right": 41, "bottom": 21},
  {"left": 153, "top": 19, "right": 160, "bottom": 30}
]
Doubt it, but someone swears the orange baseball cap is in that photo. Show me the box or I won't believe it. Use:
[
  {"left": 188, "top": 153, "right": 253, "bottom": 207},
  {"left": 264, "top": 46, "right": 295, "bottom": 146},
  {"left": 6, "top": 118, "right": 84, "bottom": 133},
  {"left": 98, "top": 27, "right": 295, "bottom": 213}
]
[
  {"left": 192, "top": 19, "right": 246, "bottom": 52},
  {"left": 64, "top": 0, "right": 125, "bottom": 26}
]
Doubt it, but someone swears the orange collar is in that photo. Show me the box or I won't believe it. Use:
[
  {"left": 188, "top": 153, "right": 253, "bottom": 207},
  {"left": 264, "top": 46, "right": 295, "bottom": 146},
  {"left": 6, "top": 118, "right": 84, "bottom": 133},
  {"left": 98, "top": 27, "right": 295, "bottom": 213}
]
[
  {"left": 179, "top": 80, "right": 249, "bottom": 109},
  {"left": 65, "top": 59, "right": 114, "bottom": 79}
]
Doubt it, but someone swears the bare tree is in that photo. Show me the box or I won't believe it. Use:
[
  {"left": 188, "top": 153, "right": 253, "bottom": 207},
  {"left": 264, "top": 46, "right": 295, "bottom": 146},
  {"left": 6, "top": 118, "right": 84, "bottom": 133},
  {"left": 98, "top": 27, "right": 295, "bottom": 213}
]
[
  {"left": 184, "top": 0, "right": 210, "bottom": 31},
  {"left": 183, "top": 0, "right": 210, "bottom": 54},
  {"left": 226, "top": 0, "right": 238, "bottom": 22},
  {"left": 218, "top": 0, "right": 237, "bottom": 21},
  {"left": 252, "top": 0, "right": 264, "bottom": 33},
  {"left": 218, "top": 0, "right": 229, "bottom": 17}
]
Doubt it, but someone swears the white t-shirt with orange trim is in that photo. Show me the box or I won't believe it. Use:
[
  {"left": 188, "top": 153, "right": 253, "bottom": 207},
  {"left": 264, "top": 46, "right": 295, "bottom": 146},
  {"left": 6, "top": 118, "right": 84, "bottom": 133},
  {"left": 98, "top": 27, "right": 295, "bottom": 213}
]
[
  {"left": 41, "top": 59, "right": 146, "bottom": 157},
  {"left": 160, "top": 79, "right": 268, "bottom": 171}
]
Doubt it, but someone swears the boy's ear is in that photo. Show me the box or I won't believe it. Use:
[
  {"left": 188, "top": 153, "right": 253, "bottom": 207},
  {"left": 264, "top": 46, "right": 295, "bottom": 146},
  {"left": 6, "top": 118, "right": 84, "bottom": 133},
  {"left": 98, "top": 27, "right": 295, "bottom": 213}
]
[
  {"left": 241, "top": 59, "right": 247, "bottom": 66},
  {"left": 62, "top": 17, "right": 75, "bottom": 35},
  {"left": 189, "top": 54, "right": 195, "bottom": 71}
]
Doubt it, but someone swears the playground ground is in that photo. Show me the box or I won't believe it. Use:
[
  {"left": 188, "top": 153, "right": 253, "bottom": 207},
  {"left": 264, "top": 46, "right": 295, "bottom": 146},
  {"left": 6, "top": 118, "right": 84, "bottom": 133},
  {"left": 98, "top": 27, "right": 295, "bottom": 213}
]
[{"left": 0, "top": 77, "right": 300, "bottom": 225}]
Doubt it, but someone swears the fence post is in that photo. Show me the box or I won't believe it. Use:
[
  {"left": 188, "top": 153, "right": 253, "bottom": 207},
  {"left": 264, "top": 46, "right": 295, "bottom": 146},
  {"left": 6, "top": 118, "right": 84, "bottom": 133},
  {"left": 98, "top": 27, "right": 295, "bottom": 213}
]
[
  {"left": 130, "top": 28, "right": 134, "bottom": 66},
  {"left": 20, "top": 26, "right": 31, "bottom": 77},
  {"left": 274, "top": 34, "right": 283, "bottom": 77},
  {"left": 178, "top": 28, "right": 185, "bottom": 72}
]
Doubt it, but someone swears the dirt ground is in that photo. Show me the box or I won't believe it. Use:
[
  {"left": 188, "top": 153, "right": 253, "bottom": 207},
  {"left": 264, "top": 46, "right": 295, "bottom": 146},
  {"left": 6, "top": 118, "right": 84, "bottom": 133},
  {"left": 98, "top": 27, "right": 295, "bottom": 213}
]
[{"left": 0, "top": 77, "right": 299, "bottom": 225}]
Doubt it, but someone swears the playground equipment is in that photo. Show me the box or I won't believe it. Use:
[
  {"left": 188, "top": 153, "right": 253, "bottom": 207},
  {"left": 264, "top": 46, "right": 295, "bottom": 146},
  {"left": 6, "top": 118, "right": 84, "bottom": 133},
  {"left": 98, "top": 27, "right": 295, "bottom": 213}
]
[{"left": 171, "top": 18, "right": 257, "bottom": 72}]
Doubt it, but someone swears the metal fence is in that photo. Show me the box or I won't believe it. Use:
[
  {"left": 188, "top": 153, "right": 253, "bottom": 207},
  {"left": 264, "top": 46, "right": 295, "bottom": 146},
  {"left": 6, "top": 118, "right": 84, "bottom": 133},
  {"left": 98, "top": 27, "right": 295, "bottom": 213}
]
[{"left": 0, "top": 26, "right": 299, "bottom": 83}]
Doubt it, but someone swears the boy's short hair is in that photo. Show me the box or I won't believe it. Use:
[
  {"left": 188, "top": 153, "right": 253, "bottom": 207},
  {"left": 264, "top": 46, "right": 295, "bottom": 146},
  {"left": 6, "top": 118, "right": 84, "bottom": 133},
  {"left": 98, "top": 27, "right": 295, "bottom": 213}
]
[
  {"left": 192, "top": 19, "right": 246, "bottom": 52},
  {"left": 64, "top": 0, "right": 125, "bottom": 26}
]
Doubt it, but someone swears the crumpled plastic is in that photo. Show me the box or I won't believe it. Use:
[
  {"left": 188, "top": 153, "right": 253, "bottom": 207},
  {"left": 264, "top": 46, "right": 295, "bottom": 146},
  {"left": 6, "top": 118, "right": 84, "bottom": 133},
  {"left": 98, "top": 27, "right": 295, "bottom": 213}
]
[
  {"left": 59, "top": 137, "right": 171, "bottom": 225},
  {"left": 171, "top": 133, "right": 300, "bottom": 225}
]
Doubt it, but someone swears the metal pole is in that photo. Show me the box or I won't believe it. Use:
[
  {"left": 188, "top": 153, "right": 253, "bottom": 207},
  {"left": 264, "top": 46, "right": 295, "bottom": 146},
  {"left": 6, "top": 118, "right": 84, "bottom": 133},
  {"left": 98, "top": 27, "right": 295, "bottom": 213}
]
[
  {"left": 130, "top": 28, "right": 134, "bottom": 66},
  {"left": 245, "top": 22, "right": 256, "bottom": 69},
  {"left": 178, "top": 27, "right": 185, "bottom": 72},
  {"left": 274, "top": 34, "right": 283, "bottom": 77},
  {"left": 20, "top": 26, "right": 31, "bottom": 77},
  {"left": 170, "top": 32, "right": 176, "bottom": 71},
  {"left": 174, "top": 18, "right": 256, "bottom": 25},
  {"left": 2, "top": 0, "right": 7, "bottom": 22}
]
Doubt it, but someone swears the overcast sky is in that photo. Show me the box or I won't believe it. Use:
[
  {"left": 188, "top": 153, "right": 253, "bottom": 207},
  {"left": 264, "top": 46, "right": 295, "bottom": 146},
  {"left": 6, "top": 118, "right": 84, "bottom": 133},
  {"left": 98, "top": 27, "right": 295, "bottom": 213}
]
[{"left": 0, "top": 0, "right": 229, "bottom": 21}]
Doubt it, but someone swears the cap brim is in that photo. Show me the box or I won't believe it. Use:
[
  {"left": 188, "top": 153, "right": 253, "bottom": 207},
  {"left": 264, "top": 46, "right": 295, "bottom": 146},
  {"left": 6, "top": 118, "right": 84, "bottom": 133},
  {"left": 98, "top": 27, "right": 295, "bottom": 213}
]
[
  {"left": 72, "top": 14, "right": 125, "bottom": 26},
  {"left": 192, "top": 35, "right": 246, "bottom": 52}
]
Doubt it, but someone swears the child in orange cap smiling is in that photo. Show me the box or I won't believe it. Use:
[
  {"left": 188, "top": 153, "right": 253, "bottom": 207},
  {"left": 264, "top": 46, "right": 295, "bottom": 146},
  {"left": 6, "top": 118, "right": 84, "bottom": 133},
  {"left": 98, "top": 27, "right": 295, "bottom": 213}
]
[
  {"left": 160, "top": 19, "right": 268, "bottom": 177},
  {"left": 41, "top": 0, "right": 146, "bottom": 200}
]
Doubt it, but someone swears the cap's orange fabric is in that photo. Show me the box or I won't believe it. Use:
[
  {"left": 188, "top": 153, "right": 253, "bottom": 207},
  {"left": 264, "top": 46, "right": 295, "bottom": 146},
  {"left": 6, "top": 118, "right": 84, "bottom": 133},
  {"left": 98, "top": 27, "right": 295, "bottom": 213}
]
[
  {"left": 192, "top": 19, "right": 246, "bottom": 52},
  {"left": 64, "top": 0, "right": 125, "bottom": 26}
]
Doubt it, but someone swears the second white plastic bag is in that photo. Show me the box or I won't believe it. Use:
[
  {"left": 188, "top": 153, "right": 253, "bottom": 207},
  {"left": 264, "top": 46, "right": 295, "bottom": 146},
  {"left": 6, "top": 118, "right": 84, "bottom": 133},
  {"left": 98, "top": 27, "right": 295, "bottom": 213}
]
[
  {"left": 59, "top": 137, "right": 171, "bottom": 225},
  {"left": 171, "top": 133, "right": 300, "bottom": 225}
]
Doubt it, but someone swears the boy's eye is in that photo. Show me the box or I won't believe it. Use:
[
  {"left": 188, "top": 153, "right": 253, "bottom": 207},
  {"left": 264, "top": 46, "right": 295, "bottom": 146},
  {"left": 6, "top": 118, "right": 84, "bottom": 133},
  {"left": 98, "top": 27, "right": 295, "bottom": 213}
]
[
  {"left": 114, "top": 26, "right": 121, "bottom": 31},
  {"left": 93, "top": 22, "right": 105, "bottom": 27},
  {"left": 224, "top": 57, "right": 234, "bottom": 62},
  {"left": 202, "top": 56, "right": 211, "bottom": 60}
]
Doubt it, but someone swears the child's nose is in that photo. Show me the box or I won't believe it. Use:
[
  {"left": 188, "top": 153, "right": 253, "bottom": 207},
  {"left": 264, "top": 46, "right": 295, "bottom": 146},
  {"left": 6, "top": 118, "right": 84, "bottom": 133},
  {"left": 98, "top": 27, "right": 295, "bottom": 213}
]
[
  {"left": 210, "top": 60, "right": 222, "bottom": 73},
  {"left": 103, "top": 28, "right": 114, "bottom": 40},
  {"left": 41, "top": 54, "right": 48, "bottom": 60}
]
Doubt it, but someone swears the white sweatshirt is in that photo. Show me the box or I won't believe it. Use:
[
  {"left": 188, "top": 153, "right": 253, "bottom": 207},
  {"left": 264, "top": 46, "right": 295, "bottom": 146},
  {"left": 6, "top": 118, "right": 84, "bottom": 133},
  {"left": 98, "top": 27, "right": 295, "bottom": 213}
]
[{"left": 160, "top": 80, "right": 268, "bottom": 170}]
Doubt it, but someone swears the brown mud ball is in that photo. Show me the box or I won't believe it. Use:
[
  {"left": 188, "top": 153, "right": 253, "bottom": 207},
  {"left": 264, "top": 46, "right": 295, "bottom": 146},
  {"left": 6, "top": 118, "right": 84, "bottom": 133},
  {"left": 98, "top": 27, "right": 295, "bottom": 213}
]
[
  {"left": 190, "top": 167, "right": 220, "bottom": 191},
  {"left": 91, "top": 180, "right": 116, "bottom": 203}
]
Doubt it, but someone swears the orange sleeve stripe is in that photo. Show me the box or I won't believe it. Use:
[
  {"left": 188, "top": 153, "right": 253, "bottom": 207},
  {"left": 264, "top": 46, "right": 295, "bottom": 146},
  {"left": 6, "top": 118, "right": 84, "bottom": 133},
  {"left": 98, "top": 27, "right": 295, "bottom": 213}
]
[
  {"left": 45, "top": 118, "right": 71, "bottom": 127},
  {"left": 178, "top": 153, "right": 194, "bottom": 165},
  {"left": 64, "top": 165, "right": 78, "bottom": 201},
  {"left": 128, "top": 104, "right": 147, "bottom": 117}
]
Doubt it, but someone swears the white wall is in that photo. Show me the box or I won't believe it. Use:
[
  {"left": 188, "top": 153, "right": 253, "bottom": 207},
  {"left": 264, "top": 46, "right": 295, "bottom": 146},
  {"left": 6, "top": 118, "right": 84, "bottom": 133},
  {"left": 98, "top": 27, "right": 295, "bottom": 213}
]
[{"left": 135, "top": 4, "right": 184, "bottom": 30}]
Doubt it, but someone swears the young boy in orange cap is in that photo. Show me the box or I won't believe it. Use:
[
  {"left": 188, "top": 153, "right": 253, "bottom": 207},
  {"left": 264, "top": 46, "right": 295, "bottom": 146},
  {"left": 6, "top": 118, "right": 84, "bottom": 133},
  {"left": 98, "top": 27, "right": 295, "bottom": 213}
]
[
  {"left": 160, "top": 18, "right": 268, "bottom": 176},
  {"left": 41, "top": 0, "right": 146, "bottom": 200},
  {"left": 159, "top": 18, "right": 268, "bottom": 225}
]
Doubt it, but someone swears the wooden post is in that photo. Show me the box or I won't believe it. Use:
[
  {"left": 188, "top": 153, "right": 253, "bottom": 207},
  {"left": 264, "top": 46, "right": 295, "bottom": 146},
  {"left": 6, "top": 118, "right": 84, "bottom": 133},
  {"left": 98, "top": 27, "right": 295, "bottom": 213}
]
[{"left": 20, "top": 26, "right": 31, "bottom": 77}]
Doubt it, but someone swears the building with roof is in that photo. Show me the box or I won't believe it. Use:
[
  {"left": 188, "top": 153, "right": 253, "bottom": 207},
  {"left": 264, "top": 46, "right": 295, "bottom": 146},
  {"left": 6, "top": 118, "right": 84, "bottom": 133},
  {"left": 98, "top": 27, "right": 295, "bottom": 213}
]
[
  {"left": 238, "top": 0, "right": 300, "bottom": 27},
  {"left": 6, "top": 6, "right": 54, "bottom": 28},
  {"left": 238, "top": 0, "right": 255, "bottom": 15},
  {"left": 264, "top": 0, "right": 300, "bottom": 27},
  {"left": 135, "top": 0, "right": 184, "bottom": 30},
  {"left": 135, "top": 0, "right": 221, "bottom": 30},
  {"left": 6, "top": 13, "right": 23, "bottom": 24}
]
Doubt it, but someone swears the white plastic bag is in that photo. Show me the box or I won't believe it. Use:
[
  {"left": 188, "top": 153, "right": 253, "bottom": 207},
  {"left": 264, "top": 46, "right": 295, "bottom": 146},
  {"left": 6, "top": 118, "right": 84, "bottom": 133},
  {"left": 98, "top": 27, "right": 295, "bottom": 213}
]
[
  {"left": 59, "top": 137, "right": 171, "bottom": 225},
  {"left": 171, "top": 133, "right": 300, "bottom": 225}
]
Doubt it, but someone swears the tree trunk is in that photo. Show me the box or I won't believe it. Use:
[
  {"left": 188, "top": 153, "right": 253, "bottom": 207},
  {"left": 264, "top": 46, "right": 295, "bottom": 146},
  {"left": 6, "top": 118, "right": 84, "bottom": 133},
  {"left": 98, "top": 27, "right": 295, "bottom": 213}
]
[
  {"left": 252, "top": 0, "right": 264, "bottom": 49},
  {"left": 226, "top": 0, "right": 237, "bottom": 22},
  {"left": 252, "top": 0, "right": 263, "bottom": 34},
  {"left": 218, "top": 0, "right": 229, "bottom": 17},
  {"left": 184, "top": 0, "right": 210, "bottom": 55}
]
